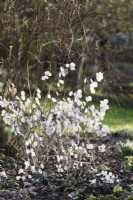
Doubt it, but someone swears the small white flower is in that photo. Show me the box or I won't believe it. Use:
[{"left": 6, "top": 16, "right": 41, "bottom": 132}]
[
  {"left": 96, "top": 72, "right": 103, "bottom": 82},
  {"left": 16, "top": 127, "right": 21, "bottom": 134},
  {"left": 70, "top": 151, "right": 74, "bottom": 156},
  {"left": 0, "top": 171, "right": 7, "bottom": 178},
  {"left": 52, "top": 97, "right": 56, "bottom": 103},
  {"left": 84, "top": 78, "right": 87, "bottom": 83},
  {"left": 32, "top": 104, "right": 36, "bottom": 109},
  {"left": 65, "top": 63, "right": 70, "bottom": 68},
  {"left": 38, "top": 137, "right": 43, "bottom": 142},
  {"left": 38, "top": 168, "right": 43, "bottom": 174},
  {"left": 26, "top": 149, "right": 30, "bottom": 154},
  {"left": 60, "top": 155, "right": 64, "bottom": 160},
  {"left": 90, "top": 179, "right": 96, "bottom": 185},
  {"left": 56, "top": 91, "right": 59, "bottom": 96},
  {"left": 16, "top": 176, "right": 21, "bottom": 180},
  {"left": 98, "top": 144, "right": 106, "bottom": 152},
  {"left": 1, "top": 110, "right": 6, "bottom": 116},
  {"left": 59, "top": 67, "right": 68, "bottom": 77},
  {"left": 59, "top": 80, "right": 64, "bottom": 84},
  {"left": 40, "top": 163, "right": 44, "bottom": 169},
  {"left": 25, "top": 140, "right": 30, "bottom": 146},
  {"left": 74, "top": 89, "right": 82, "bottom": 99},
  {"left": 64, "top": 165, "right": 68, "bottom": 170},
  {"left": 22, "top": 175, "right": 26, "bottom": 181},
  {"left": 69, "top": 91, "right": 73, "bottom": 96},
  {"left": 37, "top": 93, "right": 41, "bottom": 99},
  {"left": 21, "top": 91, "right": 25, "bottom": 101},
  {"left": 28, "top": 175, "right": 32, "bottom": 179},
  {"left": 101, "top": 170, "right": 107, "bottom": 176},
  {"left": 35, "top": 97, "right": 40, "bottom": 105},
  {"left": 18, "top": 168, "right": 24, "bottom": 174},
  {"left": 47, "top": 94, "right": 51, "bottom": 99},
  {"left": 27, "top": 98, "right": 31, "bottom": 103},
  {"left": 96, "top": 173, "right": 101, "bottom": 177},
  {"left": 41, "top": 75, "right": 48, "bottom": 80},
  {"left": 41, "top": 71, "right": 52, "bottom": 81},
  {"left": 92, "top": 81, "right": 98, "bottom": 88},
  {"left": 46, "top": 126, "right": 55, "bottom": 135},
  {"left": 101, "top": 125, "right": 110, "bottom": 135},
  {"left": 80, "top": 163, "right": 83, "bottom": 167},
  {"left": 25, "top": 101, "right": 30, "bottom": 108},
  {"left": 109, "top": 172, "right": 113, "bottom": 177},
  {"left": 75, "top": 145, "right": 78, "bottom": 151},
  {"left": 31, "top": 165, "right": 36, "bottom": 173},
  {"left": 56, "top": 164, "right": 64, "bottom": 173},
  {"left": 112, "top": 175, "right": 115, "bottom": 179},
  {"left": 86, "top": 143, "right": 94, "bottom": 150},
  {"left": 24, "top": 161, "right": 30, "bottom": 169},
  {"left": 100, "top": 99, "right": 109, "bottom": 110},
  {"left": 33, "top": 141, "right": 38, "bottom": 148},
  {"left": 21, "top": 117, "right": 25, "bottom": 123},
  {"left": 45, "top": 71, "right": 52, "bottom": 76},
  {"left": 90, "top": 80, "right": 98, "bottom": 94},
  {"left": 57, "top": 82, "right": 60, "bottom": 87},
  {"left": 70, "top": 62, "right": 76, "bottom": 70},
  {"left": 33, "top": 115, "right": 38, "bottom": 121},
  {"left": 30, "top": 148, "right": 36, "bottom": 157},
  {"left": 36, "top": 88, "right": 41, "bottom": 93},
  {"left": 86, "top": 96, "right": 92, "bottom": 102},
  {"left": 57, "top": 155, "right": 61, "bottom": 162},
  {"left": 74, "top": 154, "right": 78, "bottom": 159}
]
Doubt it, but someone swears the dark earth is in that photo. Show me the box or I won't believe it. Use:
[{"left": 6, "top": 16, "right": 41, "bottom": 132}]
[{"left": 0, "top": 131, "right": 133, "bottom": 200}]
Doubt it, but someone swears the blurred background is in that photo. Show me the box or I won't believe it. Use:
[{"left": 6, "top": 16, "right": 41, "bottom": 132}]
[{"left": 0, "top": 0, "right": 133, "bottom": 133}]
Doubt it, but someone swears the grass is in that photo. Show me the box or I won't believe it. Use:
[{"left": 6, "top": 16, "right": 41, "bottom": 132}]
[{"left": 103, "top": 103, "right": 133, "bottom": 131}]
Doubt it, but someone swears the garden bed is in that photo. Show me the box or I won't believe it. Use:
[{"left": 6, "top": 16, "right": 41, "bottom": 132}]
[{"left": 0, "top": 131, "right": 133, "bottom": 200}]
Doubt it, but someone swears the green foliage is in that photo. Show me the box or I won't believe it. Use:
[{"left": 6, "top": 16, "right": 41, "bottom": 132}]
[
  {"left": 113, "top": 185, "right": 123, "bottom": 193},
  {"left": 87, "top": 194, "right": 119, "bottom": 200},
  {"left": 123, "top": 156, "right": 133, "bottom": 171},
  {"left": 0, "top": 152, "right": 6, "bottom": 159},
  {"left": 100, "top": 165, "right": 112, "bottom": 171},
  {"left": 32, "top": 172, "right": 45, "bottom": 181},
  {"left": 121, "top": 141, "right": 133, "bottom": 156},
  {"left": 129, "top": 185, "right": 133, "bottom": 192},
  {"left": 100, "top": 194, "right": 118, "bottom": 200},
  {"left": 60, "top": 176, "right": 74, "bottom": 192},
  {"left": 122, "top": 146, "right": 133, "bottom": 156},
  {"left": 128, "top": 195, "right": 133, "bottom": 200},
  {"left": 89, "top": 194, "right": 97, "bottom": 200}
]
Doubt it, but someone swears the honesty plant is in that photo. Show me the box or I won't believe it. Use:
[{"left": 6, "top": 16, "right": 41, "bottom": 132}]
[{"left": 0, "top": 63, "right": 110, "bottom": 180}]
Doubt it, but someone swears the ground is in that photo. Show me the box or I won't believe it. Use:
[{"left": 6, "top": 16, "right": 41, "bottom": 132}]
[{"left": 0, "top": 131, "right": 133, "bottom": 200}]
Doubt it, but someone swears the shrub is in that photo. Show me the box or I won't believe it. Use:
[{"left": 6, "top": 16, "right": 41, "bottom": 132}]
[{"left": 0, "top": 63, "right": 110, "bottom": 180}]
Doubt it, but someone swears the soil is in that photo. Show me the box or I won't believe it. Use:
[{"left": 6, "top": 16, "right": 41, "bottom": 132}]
[{"left": 0, "top": 132, "right": 133, "bottom": 200}]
